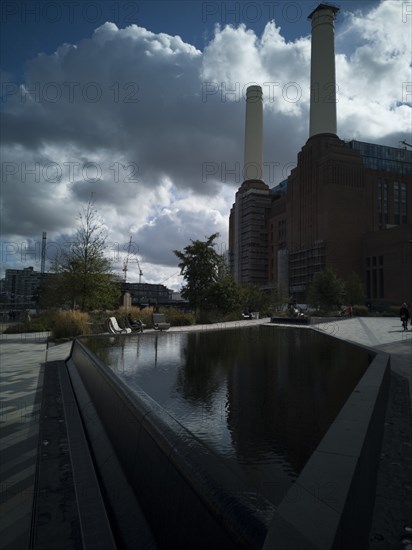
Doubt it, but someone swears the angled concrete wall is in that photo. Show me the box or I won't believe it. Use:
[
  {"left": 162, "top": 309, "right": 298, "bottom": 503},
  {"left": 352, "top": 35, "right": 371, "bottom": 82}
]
[
  {"left": 67, "top": 338, "right": 273, "bottom": 550},
  {"left": 262, "top": 350, "right": 390, "bottom": 550}
]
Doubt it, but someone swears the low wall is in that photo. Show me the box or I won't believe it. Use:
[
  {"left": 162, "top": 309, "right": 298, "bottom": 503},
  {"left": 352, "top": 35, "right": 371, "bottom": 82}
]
[
  {"left": 271, "top": 316, "right": 310, "bottom": 325},
  {"left": 262, "top": 350, "right": 390, "bottom": 550},
  {"left": 270, "top": 316, "right": 346, "bottom": 326},
  {"left": 67, "top": 338, "right": 274, "bottom": 550}
]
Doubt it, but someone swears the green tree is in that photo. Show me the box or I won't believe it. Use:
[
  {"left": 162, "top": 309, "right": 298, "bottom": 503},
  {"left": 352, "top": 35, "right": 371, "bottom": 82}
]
[
  {"left": 238, "top": 283, "right": 287, "bottom": 317},
  {"left": 307, "top": 269, "right": 345, "bottom": 311},
  {"left": 267, "top": 284, "right": 288, "bottom": 313},
  {"left": 42, "top": 197, "right": 120, "bottom": 310},
  {"left": 207, "top": 273, "right": 242, "bottom": 314},
  {"left": 344, "top": 272, "right": 365, "bottom": 305},
  {"left": 240, "top": 283, "right": 266, "bottom": 313},
  {"left": 38, "top": 272, "right": 63, "bottom": 309},
  {"left": 174, "top": 233, "right": 239, "bottom": 315}
]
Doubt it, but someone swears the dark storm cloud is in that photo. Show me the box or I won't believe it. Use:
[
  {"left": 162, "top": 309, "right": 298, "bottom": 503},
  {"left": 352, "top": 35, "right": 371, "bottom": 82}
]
[{"left": 1, "top": 3, "right": 410, "bottom": 284}]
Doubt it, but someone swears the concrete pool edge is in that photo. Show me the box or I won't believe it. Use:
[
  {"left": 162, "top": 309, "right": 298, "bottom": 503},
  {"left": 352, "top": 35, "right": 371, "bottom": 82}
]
[
  {"left": 67, "top": 337, "right": 275, "bottom": 550},
  {"left": 67, "top": 330, "right": 390, "bottom": 550},
  {"left": 262, "top": 348, "right": 391, "bottom": 550}
]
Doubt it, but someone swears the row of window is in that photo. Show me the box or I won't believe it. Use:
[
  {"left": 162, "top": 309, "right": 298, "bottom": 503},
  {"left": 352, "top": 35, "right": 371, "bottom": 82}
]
[
  {"left": 351, "top": 141, "right": 412, "bottom": 174},
  {"left": 365, "top": 157, "right": 410, "bottom": 173},
  {"left": 377, "top": 179, "right": 407, "bottom": 225},
  {"left": 366, "top": 256, "right": 384, "bottom": 299}
]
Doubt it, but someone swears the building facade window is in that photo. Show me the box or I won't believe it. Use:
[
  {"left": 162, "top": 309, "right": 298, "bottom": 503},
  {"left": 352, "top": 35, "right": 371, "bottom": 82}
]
[
  {"left": 366, "top": 256, "right": 384, "bottom": 300},
  {"left": 383, "top": 179, "right": 388, "bottom": 224},
  {"left": 288, "top": 241, "right": 325, "bottom": 299},
  {"left": 278, "top": 219, "right": 286, "bottom": 249},
  {"left": 376, "top": 178, "right": 389, "bottom": 225},
  {"left": 401, "top": 182, "right": 407, "bottom": 224},
  {"left": 393, "top": 181, "right": 408, "bottom": 224},
  {"left": 350, "top": 140, "right": 412, "bottom": 174},
  {"left": 366, "top": 269, "right": 371, "bottom": 299},
  {"left": 377, "top": 179, "right": 382, "bottom": 224},
  {"left": 394, "top": 181, "right": 399, "bottom": 224}
]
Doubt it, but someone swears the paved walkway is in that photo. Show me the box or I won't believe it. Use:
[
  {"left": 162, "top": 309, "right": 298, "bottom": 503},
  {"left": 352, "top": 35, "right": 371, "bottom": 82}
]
[
  {"left": 0, "top": 334, "right": 72, "bottom": 550},
  {"left": 310, "top": 317, "right": 412, "bottom": 400},
  {"left": 310, "top": 318, "right": 412, "bottom": 549},
  {"left": 0, "top": 318, "right": 411, "bottom": 549}
]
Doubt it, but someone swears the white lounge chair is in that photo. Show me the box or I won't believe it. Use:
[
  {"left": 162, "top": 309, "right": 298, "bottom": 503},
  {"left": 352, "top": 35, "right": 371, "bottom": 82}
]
[
  {"left": 152, "top": 313, "right": 170, "bottom": 331},
  {"left": 107, "top": 316, "right": 132, "bottom": 334}
]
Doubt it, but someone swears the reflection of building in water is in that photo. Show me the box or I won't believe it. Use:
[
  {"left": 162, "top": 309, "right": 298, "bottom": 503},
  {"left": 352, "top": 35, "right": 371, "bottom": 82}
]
[
  {"left": 85, "top": 327, "right": 370, "bottom": 508},
  {"left": 225, "top": 328, "right": 370, "bottom": 505},
  {"left": 225, "top": 331, "right": 295, "bottom": 505},
  {"left": 175, "top": 331, "right": 233, "bottom": 408}
]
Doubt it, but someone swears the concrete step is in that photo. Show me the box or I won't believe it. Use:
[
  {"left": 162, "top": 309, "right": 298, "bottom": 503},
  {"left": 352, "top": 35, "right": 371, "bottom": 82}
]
[{"left": 30, "top": 361, "right": 116, "bottom": 549}]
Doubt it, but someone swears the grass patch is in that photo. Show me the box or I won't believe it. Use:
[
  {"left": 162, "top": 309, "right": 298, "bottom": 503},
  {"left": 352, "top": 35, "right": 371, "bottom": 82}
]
[{"left": 52, "top": 310, "right": 90, "bottom": 339}]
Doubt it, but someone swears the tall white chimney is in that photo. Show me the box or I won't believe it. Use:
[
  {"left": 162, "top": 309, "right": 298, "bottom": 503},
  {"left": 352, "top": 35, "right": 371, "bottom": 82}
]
[
  {"left": 308, "top": 4, "right": 339, "bottom": 137},
  {"left": 243, "top": 85, "right": 263, "bottom": 181}
]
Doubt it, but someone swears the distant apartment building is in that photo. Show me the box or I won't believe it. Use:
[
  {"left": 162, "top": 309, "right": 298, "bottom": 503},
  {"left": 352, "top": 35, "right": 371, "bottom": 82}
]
[
  {"left": 229, "top": 180, "right": 272, "bottom": 285},
  {"left": 122, "top": 282, "right": 173, "bottom": 306},
  {"left": 1, "top": 267, "right": 48, "bottom": 310}
]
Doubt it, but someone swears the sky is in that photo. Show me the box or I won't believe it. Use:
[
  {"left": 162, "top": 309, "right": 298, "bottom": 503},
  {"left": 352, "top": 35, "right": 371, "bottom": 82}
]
[{"left": 1, "top": 0, "right": 411, "bottom": 290}]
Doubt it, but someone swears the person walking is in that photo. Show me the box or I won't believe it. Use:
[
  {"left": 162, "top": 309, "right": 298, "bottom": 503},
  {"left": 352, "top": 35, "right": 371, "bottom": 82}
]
[{"left": 400, "top": 302, "right": 409, "bottom": 331}]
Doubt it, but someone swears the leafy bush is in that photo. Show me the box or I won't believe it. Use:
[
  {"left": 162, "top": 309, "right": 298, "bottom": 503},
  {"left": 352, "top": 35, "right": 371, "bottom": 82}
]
[
  {"left": 52, "top": 310, "right": 90, "bottom": 339},
  {"left": 196, "top": 309, "right": 221, "bottom": 324},
  {"left": 196, "top": 308, "right": 242, "bottom": 324},
  {"left": 3, "top": 312, "right": 54, "bottom": 333},
  {"left": 311, "top": 310, "right": 338, "bottom": 317},
  {"left": 307, "top": 269, "right": 346, "bottom": 310},
  {"left": 353, "top": 305, "right": 369, "bottom": 317},
  {"left": 118, "top": 306, "right": 195, "bottom": 328},
  {"left": 162, "top": 308, "right": 195, "bottom": 326},
  {"left": 344, "top": 273, "right": 365, "bottom": 306},
  {"left": 3, "top": 323, "right": 26, "bottom": 334}
]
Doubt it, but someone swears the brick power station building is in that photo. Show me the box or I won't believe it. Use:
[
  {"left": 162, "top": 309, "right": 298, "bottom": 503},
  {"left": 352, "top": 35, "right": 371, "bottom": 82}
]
[{"left": 229, "top": 4, "right": 412, "bottom": 307}]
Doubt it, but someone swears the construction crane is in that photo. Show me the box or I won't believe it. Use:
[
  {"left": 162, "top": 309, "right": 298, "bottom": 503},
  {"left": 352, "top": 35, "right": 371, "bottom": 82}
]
[
  {"left": 123, "top": 236, "right": 143, "bottom": 283},
  {"left": 399, "top": 140, "right": 412, "bottom": 148}
]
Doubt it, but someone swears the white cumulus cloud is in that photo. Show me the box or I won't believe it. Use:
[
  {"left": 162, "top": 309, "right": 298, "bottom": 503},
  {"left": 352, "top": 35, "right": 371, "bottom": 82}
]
[{"left": 1, "top": 1, "right": 410, "bottom": 288}]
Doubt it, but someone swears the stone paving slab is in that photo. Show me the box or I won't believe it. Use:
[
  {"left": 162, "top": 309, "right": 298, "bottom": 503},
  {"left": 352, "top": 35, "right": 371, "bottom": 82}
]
[
  {"left": 0, "top": 339, "right": 46, "bottom": 550},
  {"left": 311, "top": 316, "right": 412, "bottom": 347},
  {"left": 0, "top": 337, "right": 73, "bottom": 550},
  {"left": 312, "top": 318, "right": 412, "bottom": 404},
  {"left": 310, "top": 318, "right": 412, "bottom": 549}
]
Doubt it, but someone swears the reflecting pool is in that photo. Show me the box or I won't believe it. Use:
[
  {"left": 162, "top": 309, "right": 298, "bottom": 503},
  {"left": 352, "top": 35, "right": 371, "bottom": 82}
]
[{"left": 83, "top": 325, "right": 372, "bottom": 505}]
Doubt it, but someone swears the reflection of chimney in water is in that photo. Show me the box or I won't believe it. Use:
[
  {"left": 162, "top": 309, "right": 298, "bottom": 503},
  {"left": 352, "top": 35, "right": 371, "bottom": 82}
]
[
  {"left": 308, "top": 4, "right": 340, "bottom": 137},
  {"left": 243, "top": 85, "right": 263, "bottom": 182}
]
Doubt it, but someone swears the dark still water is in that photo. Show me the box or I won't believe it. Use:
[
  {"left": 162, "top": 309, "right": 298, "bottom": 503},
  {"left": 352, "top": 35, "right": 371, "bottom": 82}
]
[{"left": 84, "top": 326, "right": 371, "bottom": 505}]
